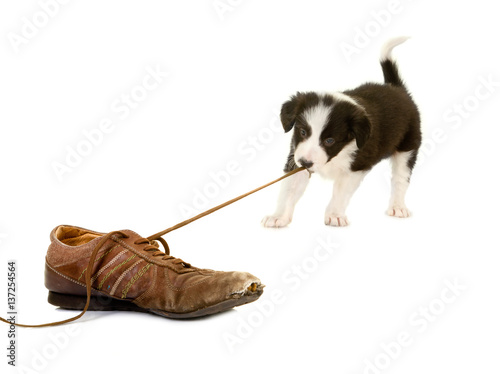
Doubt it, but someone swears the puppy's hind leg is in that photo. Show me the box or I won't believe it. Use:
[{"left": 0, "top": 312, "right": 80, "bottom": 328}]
[
  {"left": 387, "top": 150, "right": 416, "bottom": 218},
  {"left": 262, "top": 168, "right": 310, "bottom": 228}
]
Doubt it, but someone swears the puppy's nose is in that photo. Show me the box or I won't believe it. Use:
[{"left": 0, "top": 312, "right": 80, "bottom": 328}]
[{"left": 299, "top": 158, "right": 314, "bottom": 169}]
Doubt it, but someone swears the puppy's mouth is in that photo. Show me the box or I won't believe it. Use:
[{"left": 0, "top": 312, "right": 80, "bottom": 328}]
[
  {"left": 295, "top": 158, "right": 316, "bottom": 174},
  {"left": 301, "top": 167, "right": 314, "bottom": 177},
  {"left": 299, "top": 164, "right": 315, "bottom": 174}
]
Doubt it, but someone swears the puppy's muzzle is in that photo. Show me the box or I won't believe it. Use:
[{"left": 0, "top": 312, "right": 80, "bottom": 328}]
[{"left": 298, "top": 158, "right": 314, "bottom": 169}]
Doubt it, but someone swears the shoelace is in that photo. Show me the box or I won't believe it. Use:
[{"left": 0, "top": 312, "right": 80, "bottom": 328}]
[
  {"left": 0, "top": 167, "right": 305, "bottom": 328},
  {"left": 133, "top": 237, "right": 190, "bottom": 267},
  {"left": 0, "top": 230, "right": 125, "bottom": 328}
]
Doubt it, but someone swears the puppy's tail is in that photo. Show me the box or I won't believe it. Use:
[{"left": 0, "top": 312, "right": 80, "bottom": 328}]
[{"left": 379, "top": 36, "right": 410, "bottom": 87}]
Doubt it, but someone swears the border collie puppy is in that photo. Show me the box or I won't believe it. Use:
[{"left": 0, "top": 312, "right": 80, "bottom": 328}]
[{"left": 262, "top": 37, "right": 421, "bottom": 228}]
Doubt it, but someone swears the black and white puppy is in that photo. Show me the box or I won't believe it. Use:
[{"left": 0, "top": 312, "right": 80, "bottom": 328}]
[{"left": 262, "top": 37, "right": 421, "bottom": 228}]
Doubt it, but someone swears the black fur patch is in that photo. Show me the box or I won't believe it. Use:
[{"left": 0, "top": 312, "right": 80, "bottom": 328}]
[
  {"left": 344, "top": 83, "right": 421, "bottom": 171},
  {"left": 381, "top": 59, "right": 405, "bottom": 87},
  {"left": 280, "top": 92, "right": 321, "bottom": 133},
  {"left": 280, "top": 85, "right": 421, "bottom": 173}
]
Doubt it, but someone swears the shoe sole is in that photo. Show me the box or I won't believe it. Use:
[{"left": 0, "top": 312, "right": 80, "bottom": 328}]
[{"left": 48, "top": 287, "right": 264, "bottom": 319}]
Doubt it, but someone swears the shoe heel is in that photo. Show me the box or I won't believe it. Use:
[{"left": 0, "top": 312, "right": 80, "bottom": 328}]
[
  {"left": 48, "top": 291, "right": 143, "bottom": 312},
  {"left": 48, "top": 291, "right": 118, "bottom": 311}
]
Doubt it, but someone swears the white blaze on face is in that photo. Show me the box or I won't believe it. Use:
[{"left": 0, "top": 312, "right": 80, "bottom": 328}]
[{"left": 294, "top": 103, "right": 332, "bottom": 170}]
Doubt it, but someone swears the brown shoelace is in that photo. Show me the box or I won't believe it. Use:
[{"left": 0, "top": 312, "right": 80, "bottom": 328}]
[{"left": 0, "top": 167, "right": 305, "bottom": 328}]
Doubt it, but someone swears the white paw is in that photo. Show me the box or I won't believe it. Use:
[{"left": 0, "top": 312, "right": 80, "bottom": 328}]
[
  {"left": 387, "top": 207, "right": 411, "bottom": 218},
  {"left": 261, "top": 215, "right": 291, "bottom": 228},
  {"left": 325, "top": 214, "right": 349, "bottom": 227}
]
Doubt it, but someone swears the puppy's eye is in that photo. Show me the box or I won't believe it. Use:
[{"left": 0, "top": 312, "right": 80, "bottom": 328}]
[
  {"left": 300, "top": 129, "right": 307, "bottom": 137},
  {"left": 323, "top": 138, "right": 335, "bottom": 146}
]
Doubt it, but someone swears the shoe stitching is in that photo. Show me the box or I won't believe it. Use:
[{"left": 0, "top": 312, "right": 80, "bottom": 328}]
[
  {"left": 46, "top": 262, "right": 86, "bottom": 288},
  {"left": 133, "top": 265, "right": 157, "bottom": 306},
  {"left": 98, "top": 254, "right": 137, "bottom": 290},
  {"left": 77, "top": 245, "right": 116, "bottom": 282},
  {"left": 121, "top": 263, "right": 153, "bottom": 299},
  {"left": 110, "top": 259, "right": 143, "bottom": 296},
  {"left": 91, "top": 249, "right": 128, "bottom": 284}
]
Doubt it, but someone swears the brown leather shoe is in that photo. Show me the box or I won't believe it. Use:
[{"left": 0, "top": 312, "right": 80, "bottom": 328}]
[{"left": 45, "top": 225, "right": 264, "bottom": 319}]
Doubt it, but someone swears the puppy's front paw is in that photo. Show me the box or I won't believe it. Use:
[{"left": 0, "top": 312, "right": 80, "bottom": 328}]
[
  {"left": 261, "top": 215, "right": 291, "bottom": 228},
  {"left": 386, "top": 207, "right": 411, "bottom": 218},
  {"left": 325, "top": 214, "right": 349, "bottom": 227}
]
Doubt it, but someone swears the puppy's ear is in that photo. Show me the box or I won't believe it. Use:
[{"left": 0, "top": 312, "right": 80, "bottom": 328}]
[
  {"left": 280, "top": 94, "right": 300, "bottom": 133},
  {"left": 350, "top": 109, "right": 371, "bottom": 149}
]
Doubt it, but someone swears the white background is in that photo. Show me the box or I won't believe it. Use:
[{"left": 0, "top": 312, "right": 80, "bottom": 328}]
[{"left": 1, "top": 0, "right": 499, "bottom": 373}]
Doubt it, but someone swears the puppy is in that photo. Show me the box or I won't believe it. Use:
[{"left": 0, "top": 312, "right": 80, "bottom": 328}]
[{"left": 262, "top": 36, "right": 421, "bottom": 228}]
